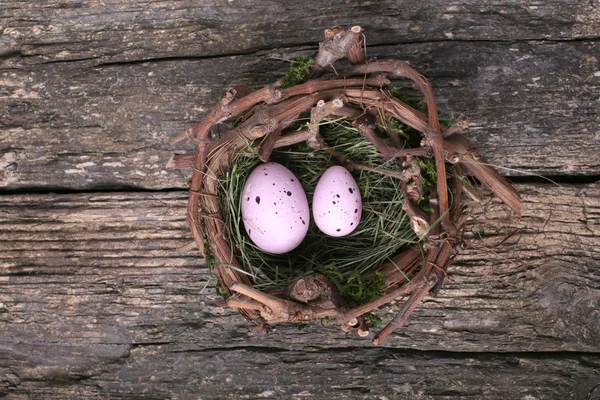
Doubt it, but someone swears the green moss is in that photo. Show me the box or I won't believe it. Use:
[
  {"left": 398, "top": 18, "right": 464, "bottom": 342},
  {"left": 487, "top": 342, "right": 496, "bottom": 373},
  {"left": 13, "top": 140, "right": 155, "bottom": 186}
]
[
  {"left": 413, "top": 157, "right": 437, "bottom": 192},
  {"left": 365, "top": 313, "right": 382, "bottom": 328},
  {"left": 390, "top": 88, "right": 426, "bottom": 113},
  {"left": 280, "top": 56, "right": 314, "bottom": 89},
  {"left": 215, "top": 280, "right": 227, "bottom": 299},
  {"left": 317, "top": 263, "right": 386, "bottom": 308},
  {"left": 204, "top": 242, "right": 215, "bottom": 270}
]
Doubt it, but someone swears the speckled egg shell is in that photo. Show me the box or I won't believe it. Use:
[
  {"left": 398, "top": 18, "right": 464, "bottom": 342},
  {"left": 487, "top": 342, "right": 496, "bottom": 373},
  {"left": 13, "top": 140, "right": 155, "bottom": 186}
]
[
  {"left": 241, "top": 162, "right": 310, "bottom": 254},
  {"left": 312, "top": 165, "right": 362, "bottom": 237}
]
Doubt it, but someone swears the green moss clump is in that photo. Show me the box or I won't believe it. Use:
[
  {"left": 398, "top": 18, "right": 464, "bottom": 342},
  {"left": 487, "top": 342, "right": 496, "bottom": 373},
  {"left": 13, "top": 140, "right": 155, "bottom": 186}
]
[
  {"left": 413, "top": 157, "right": 437, "bottom": 192},
  {"left": 280, "top": 56, "right": 314, "bottom": 89},
  {"left": 317, "top": 263, "right": 386, "bottom": 308}
]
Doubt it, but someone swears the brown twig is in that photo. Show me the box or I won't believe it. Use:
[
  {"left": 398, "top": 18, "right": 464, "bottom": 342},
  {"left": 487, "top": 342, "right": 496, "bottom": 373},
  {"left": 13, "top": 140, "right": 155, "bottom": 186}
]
[
  {"left": 308, "top": 99, "right": 344, "bottom": 149},
  {"left": 171, "top": 76, "right": 389, "bottom": 145},
  {"left": 274, "top": 129, "right": 313, "bottom": 148},
  {"left": 346, "top": 26, "right": 366, "bottom": 65},
  {"left": 227, "top": 296, "right": 264, "bottom": 311},
  {"left": 186, "top": 136, "right": 211, "bottom": 257},
  {"left": 442, "top": 114, "right": 469, "bottom": 138},
  {"left": 350, "top": 61, "right": 453, "bottom": 233},
  {"left": 377, "top": 245, "right": 423, "bottom": 289},
  {"left": 372, "top": 273, "right": 437, "bottom": 345},
  {"left": 280, "top": 274, "right": 368, "bottom": 335},
  {"left": 339, "top": 274, "right": 427, "bottom": 325},
  {"left": 230, "top": 283, "right": 288, "bottom": 316},
  {"left": 314, "top": 25, "right": 364, "bottom": 68},
  {"left": 402, "top": 200, "right": 431, "bottom": 238},
  {"left": 444, "top": 134, "right": 522, "bottom": 217},
  {"left": 352, "top": 114, "right": 400, "bottom": 160}
]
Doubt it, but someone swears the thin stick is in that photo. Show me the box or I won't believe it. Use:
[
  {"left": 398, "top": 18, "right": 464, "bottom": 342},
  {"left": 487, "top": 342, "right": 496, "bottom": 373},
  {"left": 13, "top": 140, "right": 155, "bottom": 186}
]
[
  {"left": 230, "top": 282, "right": 287, "bottom": 316},
  {"left": 258, "top": 126, "right": 284, "bottom": 162},
  {"left": 227, "top": 297, "right": 264, "bottom": 311},
  {"left": 274, "top": 129, "right": 313, "bottom": 148},
  {"left": 346, "top": 26, "right": 366, "bottom": 65},
  {"left": 339, "top": 274, "right": 426, "bottom": 324},
  {"left": 372, "top": 277, "right": 436, "bottom": 345}
]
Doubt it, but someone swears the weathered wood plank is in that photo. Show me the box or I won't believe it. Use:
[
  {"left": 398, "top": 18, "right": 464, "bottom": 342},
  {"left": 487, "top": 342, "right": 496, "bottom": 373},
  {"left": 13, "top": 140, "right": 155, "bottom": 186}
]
[
  {"left": 1, "top": 184, "right": 599, "bottom": 397},
  {"left": 2, "top": 344, "right": 599, "bottom": 399},
  {"left": 2, "top": 2, "right": 599, "bottom": 398},
  {"left": 2, "top": 39, "right": 599, "bottom": 190},
  {"left": 1, "top": 1, "right": 598, "bottom": 65},
  {"left": 1, "top": 183, "right": 598, "bottom": 352}
]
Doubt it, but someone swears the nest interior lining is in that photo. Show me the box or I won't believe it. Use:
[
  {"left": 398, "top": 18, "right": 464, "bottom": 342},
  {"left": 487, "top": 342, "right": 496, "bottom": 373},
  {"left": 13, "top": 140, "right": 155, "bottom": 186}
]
[{"left": 219, "top": 117, "right": 422, "bottom": 302}]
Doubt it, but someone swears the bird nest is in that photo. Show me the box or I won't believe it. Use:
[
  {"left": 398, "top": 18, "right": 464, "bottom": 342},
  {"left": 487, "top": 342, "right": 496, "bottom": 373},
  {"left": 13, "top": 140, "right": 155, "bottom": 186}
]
[{"left": 170, "top": 26, "right": 522, "bottom": 344}]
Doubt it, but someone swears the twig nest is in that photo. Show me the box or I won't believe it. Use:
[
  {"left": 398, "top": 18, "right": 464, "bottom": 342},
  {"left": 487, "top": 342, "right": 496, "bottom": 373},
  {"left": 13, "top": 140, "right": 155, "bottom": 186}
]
[{"left": 175, "top": 25, "right": 522, "bottom": 344}]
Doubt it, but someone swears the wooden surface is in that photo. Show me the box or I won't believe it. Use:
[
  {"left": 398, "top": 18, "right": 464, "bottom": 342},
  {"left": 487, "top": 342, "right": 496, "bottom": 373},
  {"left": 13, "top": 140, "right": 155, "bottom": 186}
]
[{"left": 1, "top": 1, "right": 599, "bottom": 399}]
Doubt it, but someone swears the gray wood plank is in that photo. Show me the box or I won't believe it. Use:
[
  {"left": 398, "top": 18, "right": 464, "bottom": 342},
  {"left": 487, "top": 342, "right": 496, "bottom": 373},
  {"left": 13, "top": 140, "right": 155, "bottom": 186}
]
[
  {"left": 2, "top": 39, "right": 599, "bottom": 190},
  {"left": 1, "top": 184, "right": 599, "bottom": 397},
  {"left": 1, "top": 183, "right": 598, "bottom": 352},
  {"left": 1, "top": 1, "right": 598, "bottom": 65},
  {"left": 2, "top": 344, "right": 599, "bottom": 399}
]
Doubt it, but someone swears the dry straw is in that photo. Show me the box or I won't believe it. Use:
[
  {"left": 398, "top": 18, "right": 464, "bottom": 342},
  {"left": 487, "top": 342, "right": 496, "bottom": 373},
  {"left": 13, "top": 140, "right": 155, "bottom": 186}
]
[{"left": 170, "top": 25, "right": 522, "bottom": 344}]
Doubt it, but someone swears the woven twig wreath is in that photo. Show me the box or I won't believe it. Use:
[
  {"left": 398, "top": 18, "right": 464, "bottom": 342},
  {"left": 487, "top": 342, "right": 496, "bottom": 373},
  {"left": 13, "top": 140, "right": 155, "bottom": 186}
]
[{"left": 171, "top": 26, "right": 521, "bottom": 344}]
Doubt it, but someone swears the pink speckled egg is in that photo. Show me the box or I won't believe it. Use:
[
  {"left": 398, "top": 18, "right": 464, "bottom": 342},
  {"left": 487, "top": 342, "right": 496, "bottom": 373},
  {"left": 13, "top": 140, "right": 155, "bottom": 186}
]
[
  {"left": 312, "top": 166, "right": 362, "bottom": 237},
  {"left": 241, "top": 162, "right": 310, "bottom": 254}
]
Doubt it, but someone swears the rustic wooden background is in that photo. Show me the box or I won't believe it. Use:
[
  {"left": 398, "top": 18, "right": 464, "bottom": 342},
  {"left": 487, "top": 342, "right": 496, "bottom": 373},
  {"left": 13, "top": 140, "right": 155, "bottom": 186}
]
[{"left": 1, "top": 1, "right": 599, "bottom": 399}]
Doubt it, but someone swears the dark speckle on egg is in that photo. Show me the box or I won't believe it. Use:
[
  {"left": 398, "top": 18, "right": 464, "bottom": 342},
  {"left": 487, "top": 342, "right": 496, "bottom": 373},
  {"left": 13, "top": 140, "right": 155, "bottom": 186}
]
[
  {"left": 354, "top": 208, "right": 358, "bottom": 213},
  {"left": 348, "top": 188, "right": 354, "bottom": 194},
  {"left": 255, "top": 196, "right": 261, "bottom": 204},
  {"left": 336, "top": 194, "right": 340, "bottom": 198},
  {"left": 287, "top": 191, "right": 292, "bottom": 196},
  {"left": 336, "top": 229, "right": 341, "bottom": 232}
]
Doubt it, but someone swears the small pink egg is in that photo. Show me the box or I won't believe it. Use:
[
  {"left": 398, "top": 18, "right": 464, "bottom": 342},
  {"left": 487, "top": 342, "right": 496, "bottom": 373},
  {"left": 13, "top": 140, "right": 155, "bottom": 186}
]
[
  {"left": 241, "top": 162, "right": 310, "bottom": 254},
  {"left": 312, "top": 166, "right": 362, "bottom": 237}
]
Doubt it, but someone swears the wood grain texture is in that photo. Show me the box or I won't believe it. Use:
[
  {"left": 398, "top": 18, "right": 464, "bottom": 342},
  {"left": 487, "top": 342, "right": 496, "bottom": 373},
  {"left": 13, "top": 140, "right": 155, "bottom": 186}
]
[
  {"left": 1, "top": 184, "right": 599, "bottom": 397},
  {"left": 1, "top": 1, "right": 598, "bottom": 65},
  {"left": 2, "top": 40, "right": 599, "bottom": 190},
  {"left": 2, "top": 1, "right": 600, "bottom": 398},
  {"left": 2, "top": 346, "right": 599, "bottom": 400},
  {"left": 1, "top": 1, "right": 599, "bottom": 191}
]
